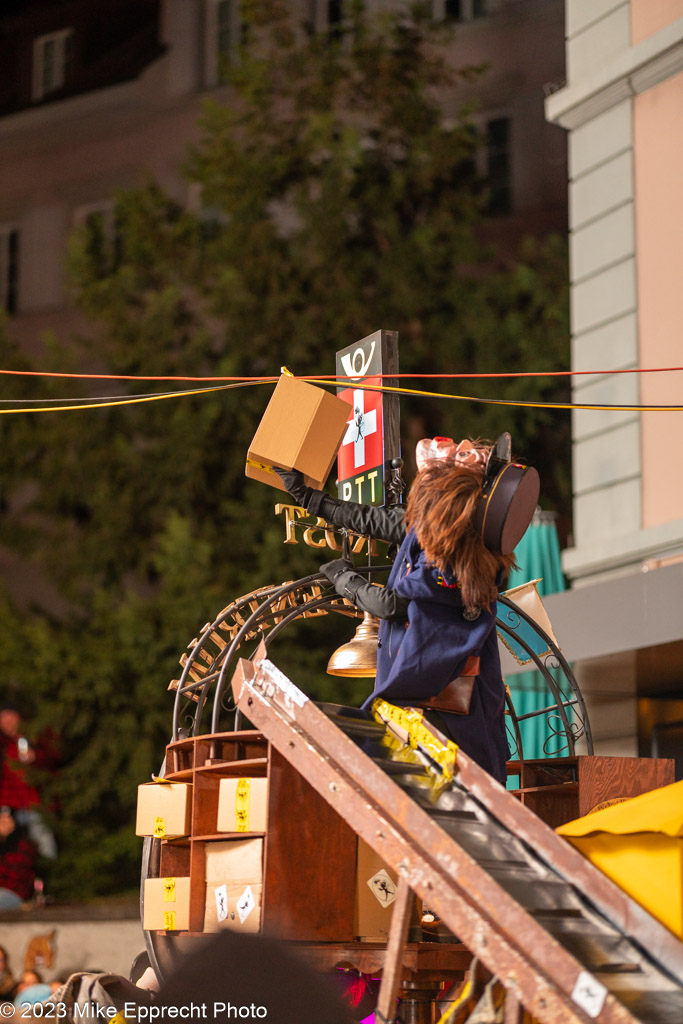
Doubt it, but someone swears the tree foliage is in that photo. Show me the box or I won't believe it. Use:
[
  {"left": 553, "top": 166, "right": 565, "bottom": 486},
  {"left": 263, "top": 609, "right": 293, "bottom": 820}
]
[{"left": 0, "top": 3, "right": 570, "bottom": 899}]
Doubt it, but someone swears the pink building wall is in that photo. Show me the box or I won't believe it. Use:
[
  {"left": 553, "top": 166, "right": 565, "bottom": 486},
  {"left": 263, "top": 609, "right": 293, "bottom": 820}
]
[
  {"left": 633, "top": 70, "right": 683, "bottom": 528},
  {"left": 631, "top": 0, "right": 683, "bottom": 46}
]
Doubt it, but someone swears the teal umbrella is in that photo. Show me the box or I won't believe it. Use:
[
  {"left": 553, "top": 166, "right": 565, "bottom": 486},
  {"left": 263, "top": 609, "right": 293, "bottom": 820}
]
[{"left": 503, "top": 510, "right": 566, "bottom": 769}]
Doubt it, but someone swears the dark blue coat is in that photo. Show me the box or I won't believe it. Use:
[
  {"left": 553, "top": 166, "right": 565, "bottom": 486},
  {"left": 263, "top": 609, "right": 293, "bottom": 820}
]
[{"left": 361, "top": 528, "right": 510, "bottom": 785}]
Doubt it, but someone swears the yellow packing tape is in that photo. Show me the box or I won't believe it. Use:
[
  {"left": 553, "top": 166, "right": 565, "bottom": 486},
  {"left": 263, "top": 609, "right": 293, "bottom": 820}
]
[
  {"left": 246, "top": 458, "right": 277, "bottom": 475},
  {"left": 163, "top": 910, "right": 177, "bottom": 931},
  {"left": 235, "top": 777, "right": 251, "bottom": 832},
  {"left": 163, "top": 877, "right": 176, "bottom": 901},
  {"left": 372, "top": 699, "right": 458, "bottom": 782},
  {"left": 153, "top": 816, "right": 166, "bottom": 838}
]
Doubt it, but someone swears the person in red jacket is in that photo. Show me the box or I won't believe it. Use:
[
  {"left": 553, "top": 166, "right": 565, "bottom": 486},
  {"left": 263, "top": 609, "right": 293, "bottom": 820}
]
[
  {"left": 0, "top": 704, "right": 58, "bottom": 860},
  {"left": 0, "top": 806, "right": 36, "bottom": 910}
]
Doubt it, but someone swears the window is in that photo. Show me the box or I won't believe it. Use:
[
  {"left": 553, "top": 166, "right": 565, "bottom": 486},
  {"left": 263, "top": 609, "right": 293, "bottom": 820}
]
[
  {"left": 486, "top": 117, "right": 511, "bottom": 215},
  {"left": 32, "top": 29, "right": 74, "bottom": 102},
  {"left": 0, "top": 228, "right": 20, "bottom": 315},
  {"left": 308, "top": 0, "right": 362, "bottom": 34},
  {"left": 205, "top": 0, "right": 243, "bottom": 86},
  {"left": 438, "top": 0, "right": 487, "bottom": 21}
]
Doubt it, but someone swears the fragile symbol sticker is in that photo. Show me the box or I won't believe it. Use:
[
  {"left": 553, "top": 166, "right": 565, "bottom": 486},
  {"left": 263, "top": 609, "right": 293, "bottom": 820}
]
[
  {"left": 237, "top": 885, "right": 256, "bottom": 923},
  {"left": 367, "top": 869, "right": 397, "bottom": 907},
  {"left": 214, "top": 884, "right": 228, "bottom": 923},
  {"left": 571, "top": 971, "right": 607, "bottom": 1018}
]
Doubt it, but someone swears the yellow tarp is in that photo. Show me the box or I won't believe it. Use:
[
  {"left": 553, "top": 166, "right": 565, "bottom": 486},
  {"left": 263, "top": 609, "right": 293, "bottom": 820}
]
[
  {"left": 557, "top": 779, "right": 683, "bottom": 839},
  {"left": 556, "top": 780, "right": 683, "bottom": 939}
]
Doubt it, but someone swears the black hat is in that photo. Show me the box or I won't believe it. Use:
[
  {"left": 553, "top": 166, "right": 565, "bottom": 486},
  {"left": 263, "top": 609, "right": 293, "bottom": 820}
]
[{"left": 473, "top": 433, "right": 540, "bottom": 554}]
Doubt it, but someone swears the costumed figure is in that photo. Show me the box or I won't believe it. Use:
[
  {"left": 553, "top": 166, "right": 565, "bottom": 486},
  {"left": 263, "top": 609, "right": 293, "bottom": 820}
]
[{"left": 276, "top": 433, "right": 539, "bottom": 786}]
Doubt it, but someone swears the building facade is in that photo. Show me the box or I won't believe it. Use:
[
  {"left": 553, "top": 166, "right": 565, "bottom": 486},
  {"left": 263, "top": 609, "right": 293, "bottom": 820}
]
[
  {"left": 0, "top": 0, "right": 567, "bottom": 351},
  {"left": 544, "top": 0, "right": 683, "bottom": 770}
]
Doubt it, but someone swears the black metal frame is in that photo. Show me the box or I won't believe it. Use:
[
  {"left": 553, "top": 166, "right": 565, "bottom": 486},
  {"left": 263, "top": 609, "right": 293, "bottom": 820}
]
[{"left": 170, "top": 575, "right": 593, "bottom": 759}]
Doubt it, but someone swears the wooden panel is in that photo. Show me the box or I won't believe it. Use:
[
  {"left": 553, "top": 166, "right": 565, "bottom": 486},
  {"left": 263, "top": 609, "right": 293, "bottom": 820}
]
[
  {"left": 576, "top": 754, "right": 675, "bottom": 816},
  {"left": 195, "top": 732, "right": 267, "bottom": 766},
  {"left": 165, "top": 739, "right": 194, "bottom": 775},
  {"left": 192, "top": 770, "right": 221, "bottom": 838},
  {"left": 510, "top": 755, "right": 675, "bottom": 828},
  {"left": 159, "top": 841, "right": 191, "bottom": 878},
  {"left": 189, "top": 840, "right": 207, "bottom": 933},
  {"left": 262, "top": 747, "right": 357, "bottom": 942}
]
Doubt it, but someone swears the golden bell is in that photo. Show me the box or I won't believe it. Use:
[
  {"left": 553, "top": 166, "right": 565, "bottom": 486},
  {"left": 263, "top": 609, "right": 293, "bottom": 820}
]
[{"left": 326, "top": 612, "right": 379, "bottom": 677}]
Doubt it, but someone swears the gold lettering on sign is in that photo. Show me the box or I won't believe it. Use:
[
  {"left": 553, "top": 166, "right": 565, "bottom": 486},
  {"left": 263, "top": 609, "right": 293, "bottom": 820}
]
[
  {"left": 275, "top": 503, "right": 380, "bottom": 555},
  {"left": 275, "top": 504, "right": 309, "bottom": 544}
]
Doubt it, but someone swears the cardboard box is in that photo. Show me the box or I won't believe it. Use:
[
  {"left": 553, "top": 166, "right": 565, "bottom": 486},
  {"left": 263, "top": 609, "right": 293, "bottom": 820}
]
[
  {"left": 135, "top": 782, "right": 192, "bottom": 839},
  {"left": 143, "top": 876, "right": 191, "bottom": 931},
  {"left": 205, "top": 838, "right": 263, "bottom": 883},
  {"left": 204, "top": 839, "right": 264, "bottom": 934},
  {"left": 205, "top": 882, "right": 263, "bottom": 934},
  {"left": 245, "top": 374, "right": 350, "bottom": 491},
  {"left": 557, "top": 780, "right": 683, "bottom": 939},
  {"left": 217, "top": 777, "right": 268, "bottom": 833},
  {"left": 354, "top": 839, "right": 400, "bottom": 941}
]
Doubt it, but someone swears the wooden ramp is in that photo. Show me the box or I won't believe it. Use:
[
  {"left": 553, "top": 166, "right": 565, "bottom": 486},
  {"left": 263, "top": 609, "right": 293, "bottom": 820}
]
[{"left": 230, "top": 651, "right": 683, "bottom": 1024}]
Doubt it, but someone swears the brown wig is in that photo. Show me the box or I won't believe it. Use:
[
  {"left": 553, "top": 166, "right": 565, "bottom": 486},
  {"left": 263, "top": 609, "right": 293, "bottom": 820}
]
[{"left": 405, "top": 460, "right": 516, "bottom": 612}]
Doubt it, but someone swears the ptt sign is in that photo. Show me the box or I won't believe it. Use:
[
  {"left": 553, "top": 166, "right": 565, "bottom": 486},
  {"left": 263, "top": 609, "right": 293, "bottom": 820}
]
[{"left": 336, "top": 331, "right": 400, "bottom": 506}]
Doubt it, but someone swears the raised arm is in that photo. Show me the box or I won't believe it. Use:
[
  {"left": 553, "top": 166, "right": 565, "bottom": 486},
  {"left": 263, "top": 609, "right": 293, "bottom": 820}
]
[{"left": 274, "top": 468, "right": 406, "bottom": 546}]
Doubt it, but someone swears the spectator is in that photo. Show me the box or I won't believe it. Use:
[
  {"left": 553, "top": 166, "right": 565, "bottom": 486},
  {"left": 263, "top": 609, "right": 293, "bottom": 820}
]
[
  {"left": 0, "top": 702, "right": 58, "bottom": 860},
  {"left": 13, "top": 970, "right": 51, "bottom": 1010},
  {"left": 0, "top": 805, "right": 36, "bottom": 909},
  {"left": 0, "top": 945, "right": 17, "bottom": 1001}
]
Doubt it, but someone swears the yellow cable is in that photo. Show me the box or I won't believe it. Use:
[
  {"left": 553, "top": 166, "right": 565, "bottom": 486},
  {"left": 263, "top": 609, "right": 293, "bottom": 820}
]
[
  {"left": 0, "top": 379, "right": 274, "bottom": 415},
  {"left": 0, "top": 372, "right": 680, "bottom": 415},
  {"left": 302, "top": 376, "right": 683, "bottom": 413}
]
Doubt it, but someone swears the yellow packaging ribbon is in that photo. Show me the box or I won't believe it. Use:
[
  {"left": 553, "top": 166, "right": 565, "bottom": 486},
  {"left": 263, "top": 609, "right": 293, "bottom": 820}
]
[
  {"left": 163, "top": 877, "right": 176, "bottom": 902},
  {"left": 235, "top": 777, "right": 251, "bottom": 832},
  {"left": 372, "top": 699, "right": 458, "bottom": 783},
  {"left": 153, "top": 816, "right": 166, "bottom": 838},
  {"left": 163, "top": 910, "right": 177, "bottom": 931},
  {"left": 246, "top": 458, "right": 277, "bottom": 475}
]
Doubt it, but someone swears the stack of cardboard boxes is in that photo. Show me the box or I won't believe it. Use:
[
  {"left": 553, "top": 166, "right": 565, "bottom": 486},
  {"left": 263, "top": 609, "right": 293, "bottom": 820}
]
[{"left": 137, "top": 776, "right": 269, "bottom": 934}]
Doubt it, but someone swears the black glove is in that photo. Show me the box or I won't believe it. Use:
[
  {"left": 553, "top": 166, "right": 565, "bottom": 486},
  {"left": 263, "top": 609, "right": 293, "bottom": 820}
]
[
  {"left": 273, "top": 466, "right": 311, "bottom": 507},
  {"left": 319, "top": 558, "right": 355, "bottom": 584}
]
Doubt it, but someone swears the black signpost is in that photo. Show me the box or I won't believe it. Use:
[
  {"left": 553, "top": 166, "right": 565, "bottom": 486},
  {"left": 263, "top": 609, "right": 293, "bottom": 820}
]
[{"left": 335, "top": 330, "right": 401, "bottom": 507}]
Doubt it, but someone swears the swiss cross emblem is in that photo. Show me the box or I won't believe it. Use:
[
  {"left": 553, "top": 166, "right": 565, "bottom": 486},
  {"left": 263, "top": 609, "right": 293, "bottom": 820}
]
[{"left": 338, "top": 379, "right": 384, "bottom": 479}]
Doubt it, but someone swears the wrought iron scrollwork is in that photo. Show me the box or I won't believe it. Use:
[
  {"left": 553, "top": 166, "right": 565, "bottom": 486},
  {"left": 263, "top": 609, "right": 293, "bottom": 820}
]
[{"left": 169, "top": 576, "right": 593, "bottom": 764}]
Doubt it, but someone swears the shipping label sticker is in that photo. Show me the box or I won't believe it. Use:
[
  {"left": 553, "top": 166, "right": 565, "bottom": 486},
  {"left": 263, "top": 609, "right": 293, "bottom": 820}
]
[
  {"left": 163, "top": 910, "right": 177, "bottom": 931},
  {"left": 236, "top": 885, "right": 256, "bottom": 924},
  {"left": 235, "top": 777, "right": 251, "bottom": 832},
  {"left": 153, "top": 816, "right": 166, "bottom": 838},
  {"left": 163, "top": 877, "right": 176, "bottom": 901},
  {"left": 214, "top": 884, "right": 228, "bottom": 923},
  {"left": 571, "top": 971, "right": 607, "bottom": 1018},
  {"left": 367, "top": 869, "right": 397, "bottom": 907}
]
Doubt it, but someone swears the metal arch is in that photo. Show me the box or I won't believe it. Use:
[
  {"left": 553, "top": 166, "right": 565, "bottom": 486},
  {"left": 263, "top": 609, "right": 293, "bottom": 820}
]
[
  {"left": 497, "top": 594, "right": 594, "bottom": 756},
  {"left": 170, "top": 575, "right": 362, "bottom": 740},
  {"left": 169, "top": 574, "right": 592, "bottom": 760}
]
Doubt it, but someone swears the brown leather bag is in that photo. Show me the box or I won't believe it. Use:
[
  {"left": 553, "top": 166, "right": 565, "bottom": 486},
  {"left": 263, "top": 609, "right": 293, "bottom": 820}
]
[{"left": 417, "top": 656, "right": 480, "bottom": 716}]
